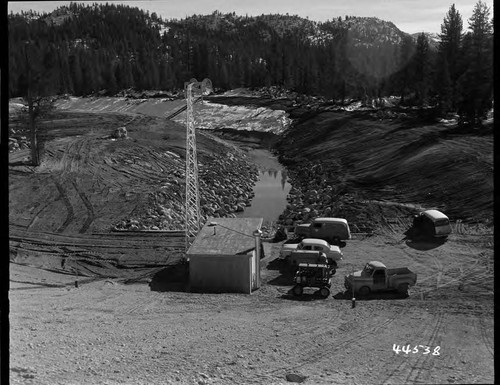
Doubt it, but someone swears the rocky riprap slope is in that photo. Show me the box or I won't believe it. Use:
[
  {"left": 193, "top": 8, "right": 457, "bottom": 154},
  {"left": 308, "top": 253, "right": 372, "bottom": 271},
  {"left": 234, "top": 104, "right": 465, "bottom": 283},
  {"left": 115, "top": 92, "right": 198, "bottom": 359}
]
[
  {"left": 113, "top": 148, "right": 258, "bottom": 232},
  {"left": 276, "top": 159, "right": 380, "bottom": 233}
]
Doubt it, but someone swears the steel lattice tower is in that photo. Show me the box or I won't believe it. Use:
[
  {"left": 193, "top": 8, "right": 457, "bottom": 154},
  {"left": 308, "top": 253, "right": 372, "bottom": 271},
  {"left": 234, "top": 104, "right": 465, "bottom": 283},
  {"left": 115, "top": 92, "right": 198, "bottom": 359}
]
[{"left": 184, "top": 78, "right": 212, "bottom": 251}]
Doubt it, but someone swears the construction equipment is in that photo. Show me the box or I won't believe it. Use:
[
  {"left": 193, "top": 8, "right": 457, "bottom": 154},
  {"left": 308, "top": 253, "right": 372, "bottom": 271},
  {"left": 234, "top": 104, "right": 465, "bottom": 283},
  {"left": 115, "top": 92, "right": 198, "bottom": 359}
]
[
  {"left": 184, "top": 78, "right": 213, "bottom": 251},
  {"left": 292, "top": 263, "right": 334, "bottom": 298}
]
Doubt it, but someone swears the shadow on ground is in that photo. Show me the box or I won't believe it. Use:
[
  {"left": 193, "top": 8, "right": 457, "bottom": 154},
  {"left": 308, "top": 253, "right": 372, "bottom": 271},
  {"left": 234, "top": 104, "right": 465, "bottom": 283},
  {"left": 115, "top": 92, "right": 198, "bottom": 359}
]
[
  {"left": 266, "top": 258, "right": 295, "bottom": 287},
  {"left": 149, "top": 264, "right": 189, "bottom": 292},
  {"left": 267, "top": 273, "right": 294, "bottom": 286},
  {"left": 266, "top": 257, "right": 288, "bottom": 271},
  {"left": 403, "top": 227, "right": 448, "bottom": 251},
  {"left": 333, "top": 290, "right": 409, "bottom": 300},
  {"left": 280, "top": 290, "right": 332, "bottom": 301}
]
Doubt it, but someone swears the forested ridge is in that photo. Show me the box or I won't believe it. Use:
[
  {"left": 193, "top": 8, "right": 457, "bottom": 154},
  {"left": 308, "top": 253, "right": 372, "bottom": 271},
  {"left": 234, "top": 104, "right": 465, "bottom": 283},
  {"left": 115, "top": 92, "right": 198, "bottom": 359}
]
[{"left": 8, "top": 1, "right": 493, "bottom": 122}]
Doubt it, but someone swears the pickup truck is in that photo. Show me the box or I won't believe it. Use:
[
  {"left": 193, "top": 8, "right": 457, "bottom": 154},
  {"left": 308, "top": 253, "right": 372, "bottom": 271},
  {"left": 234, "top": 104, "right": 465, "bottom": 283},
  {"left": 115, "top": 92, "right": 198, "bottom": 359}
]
[
  {"left": 294, "top": 218, "right": 351, "bottom": 246},
  {"left": 344, "top": 261, "right": 417, "bottom": 296},
  {"left": 280, "top": 238, "right": 343, "bottom": 267}
]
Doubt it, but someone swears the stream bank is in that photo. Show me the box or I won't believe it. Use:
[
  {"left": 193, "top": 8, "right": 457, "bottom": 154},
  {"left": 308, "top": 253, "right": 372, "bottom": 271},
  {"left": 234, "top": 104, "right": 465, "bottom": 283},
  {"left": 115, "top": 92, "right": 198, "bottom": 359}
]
[{"left": 207, "top": 129, "right": 291, "bottom": 237}]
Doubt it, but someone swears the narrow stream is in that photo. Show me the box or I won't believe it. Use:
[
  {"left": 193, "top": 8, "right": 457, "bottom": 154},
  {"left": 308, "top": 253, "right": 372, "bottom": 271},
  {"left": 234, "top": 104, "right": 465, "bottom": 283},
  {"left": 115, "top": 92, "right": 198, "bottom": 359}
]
[{"left": 235, "top": 148, "right": 291, "bottom": 223}]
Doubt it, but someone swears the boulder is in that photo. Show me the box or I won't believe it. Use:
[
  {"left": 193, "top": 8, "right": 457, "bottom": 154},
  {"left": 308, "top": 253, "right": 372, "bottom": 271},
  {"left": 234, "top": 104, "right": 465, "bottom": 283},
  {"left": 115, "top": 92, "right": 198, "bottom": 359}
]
[
  {"left": 112, "top": 126, "right": 128, "bottom": 139},
  {"left": 285, "top": 373, "right": 307, "bottom": 383},
  {"left": 236, "top": 204, "right": 245, "bottom": 212}
]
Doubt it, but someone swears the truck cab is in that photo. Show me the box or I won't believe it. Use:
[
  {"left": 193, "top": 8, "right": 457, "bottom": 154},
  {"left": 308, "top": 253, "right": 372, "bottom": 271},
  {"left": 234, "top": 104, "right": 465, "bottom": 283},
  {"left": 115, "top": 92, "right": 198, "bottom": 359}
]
[{"left": 363, "top": 262, "right": 389, "bottom": 291}]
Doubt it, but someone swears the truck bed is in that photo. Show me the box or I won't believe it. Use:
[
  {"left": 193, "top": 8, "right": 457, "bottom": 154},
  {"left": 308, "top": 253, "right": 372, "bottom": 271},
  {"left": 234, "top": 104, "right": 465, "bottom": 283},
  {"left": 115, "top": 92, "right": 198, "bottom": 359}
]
[{"left": 386, "top": 267, "right": 413, "bottom": 275}]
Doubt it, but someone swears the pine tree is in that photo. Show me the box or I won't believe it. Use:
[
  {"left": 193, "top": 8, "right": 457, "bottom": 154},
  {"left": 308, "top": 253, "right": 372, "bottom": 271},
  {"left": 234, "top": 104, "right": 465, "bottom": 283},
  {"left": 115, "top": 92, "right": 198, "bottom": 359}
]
[
  {"left": 70, "top": 52, "right": 84, "bottom": 95},
  {"left": 397, "top": 35, "right": 415, "bottom": 104},
  {"left": 436, "top": 56, "right": 453, "bottom": 113},
  {"left": 413, "top": 33, "right": 431, "bottom": 106},
  {"left": 437, "top": 4, "right": 463, "bottom": 112},
  {"left": 20, "top": 40, "right": 58, "bottom": 166},
  {"left": 456, "top": 1, "right": 493, "bottom": 125}
]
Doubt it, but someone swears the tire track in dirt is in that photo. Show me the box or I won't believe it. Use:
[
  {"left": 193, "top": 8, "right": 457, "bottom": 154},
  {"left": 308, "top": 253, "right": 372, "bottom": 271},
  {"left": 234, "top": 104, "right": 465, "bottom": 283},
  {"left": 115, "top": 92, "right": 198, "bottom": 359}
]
[
  {"left": 402, "top": 311, "right": 444, "bottom": 384},
  {"left": 9, "top": 227, "right": 185, "bottom": 251},
  {"left": 380, "top": 311, "right": 444, "bottom": 385},
  {"left": 397, "top": 242, "right": 492, "bottom": 298},
  {"left": 474, "top": 305, "right": 494, "bottom": 358},
  {"left": 26, "top": 197, "right": 54, "bottom": 231},
  {"left": 414, "top": 252, "right": 494, "bottom": 297},
  {"left": 121, "top": 290, "right": 167, "bottom": 315},
  {"left": 71, "top": 180, "right": 95, "bottom": 234},
  {"left": 52, "top": 176, "right": 75, "bottom": 233},
  {"left": 69, "top": 139, "right": 84, "bottom": 172},
  {"left": 58, "top": 139, "right": 78, "bottom": 173},
  {"left": 258, "top": 307, "right": 409, "bottom": 383}
]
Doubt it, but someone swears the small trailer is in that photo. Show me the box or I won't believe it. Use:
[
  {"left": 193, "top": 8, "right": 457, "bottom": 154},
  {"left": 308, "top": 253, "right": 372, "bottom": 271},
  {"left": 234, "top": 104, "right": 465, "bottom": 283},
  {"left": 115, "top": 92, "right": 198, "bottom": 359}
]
[{"left": 412, "top": 209, "right": 452, "bottom": 238}]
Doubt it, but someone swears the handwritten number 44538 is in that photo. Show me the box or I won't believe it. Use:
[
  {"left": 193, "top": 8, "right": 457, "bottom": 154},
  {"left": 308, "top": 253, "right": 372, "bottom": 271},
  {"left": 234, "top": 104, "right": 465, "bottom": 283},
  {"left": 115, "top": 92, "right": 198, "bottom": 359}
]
[{"left": 393, "top": 344, "right": 440, "bottom": 355}]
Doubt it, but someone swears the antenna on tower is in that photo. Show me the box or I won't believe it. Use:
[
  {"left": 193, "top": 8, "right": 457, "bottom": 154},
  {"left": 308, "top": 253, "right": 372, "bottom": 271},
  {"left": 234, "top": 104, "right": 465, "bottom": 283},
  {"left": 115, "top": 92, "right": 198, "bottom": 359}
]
[{"left": 184, "top": 78, "right": 213, "bottom": 252}]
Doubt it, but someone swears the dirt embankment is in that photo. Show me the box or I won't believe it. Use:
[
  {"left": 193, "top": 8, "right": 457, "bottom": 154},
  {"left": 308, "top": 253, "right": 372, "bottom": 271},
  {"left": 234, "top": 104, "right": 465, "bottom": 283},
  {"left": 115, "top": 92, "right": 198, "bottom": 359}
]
[
  {"left": 9, "top": 109, "right": 259, "bottom": 278},
  {"left": 273, "top": 110, "right": 493, "bottom": 231},
  {"left": 202, "top": 95, "right": 493, "bottom": 232}
]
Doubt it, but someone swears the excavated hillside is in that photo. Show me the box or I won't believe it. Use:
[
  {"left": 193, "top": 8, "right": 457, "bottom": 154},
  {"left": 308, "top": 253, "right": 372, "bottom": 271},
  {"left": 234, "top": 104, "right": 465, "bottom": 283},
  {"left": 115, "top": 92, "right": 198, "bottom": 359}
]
[{"left": 274, "top": 109, "right": 493, "bottom": 230}]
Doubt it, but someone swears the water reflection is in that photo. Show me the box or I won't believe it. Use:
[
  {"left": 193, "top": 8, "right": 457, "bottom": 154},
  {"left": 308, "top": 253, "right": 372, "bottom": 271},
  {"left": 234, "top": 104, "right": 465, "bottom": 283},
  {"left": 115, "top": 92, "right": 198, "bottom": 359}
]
[
  {"left": 281, "top": 169, "right": 287, "bottom": 190},
  {"left": 262, "top": 168, "right": 288, "bottom": 190},
  {"left": 237, "top": 167, "right": 291, "bottom": 222}
]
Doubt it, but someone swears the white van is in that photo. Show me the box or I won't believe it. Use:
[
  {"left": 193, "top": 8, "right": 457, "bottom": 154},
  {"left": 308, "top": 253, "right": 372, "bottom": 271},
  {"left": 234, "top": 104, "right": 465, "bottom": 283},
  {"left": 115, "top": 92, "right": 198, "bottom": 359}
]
[{"left": 294, "top": 218, "right": 351, "bottom": 245}]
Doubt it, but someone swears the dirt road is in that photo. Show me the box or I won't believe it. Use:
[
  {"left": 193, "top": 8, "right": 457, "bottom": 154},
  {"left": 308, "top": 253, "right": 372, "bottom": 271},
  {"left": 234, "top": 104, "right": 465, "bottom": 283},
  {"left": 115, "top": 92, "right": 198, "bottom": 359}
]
[{"left": 10, "top": 230, "right": 494, "bottom": 385}]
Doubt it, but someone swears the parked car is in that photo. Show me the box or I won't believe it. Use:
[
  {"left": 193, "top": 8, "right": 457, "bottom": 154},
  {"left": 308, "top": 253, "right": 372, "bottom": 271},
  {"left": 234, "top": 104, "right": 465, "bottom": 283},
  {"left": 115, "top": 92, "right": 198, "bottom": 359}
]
[
  {"left": 344, "top": 261, "right": 417, "bottom": 296},
  {"left": 412, "top": 209, "right": 451, "bottom": 238},
  {"left": 279, "top": 238, "right": 343, "bottom": 267},
  {"left": 294, "top": 218, "right": 351, "bottom": 246}
]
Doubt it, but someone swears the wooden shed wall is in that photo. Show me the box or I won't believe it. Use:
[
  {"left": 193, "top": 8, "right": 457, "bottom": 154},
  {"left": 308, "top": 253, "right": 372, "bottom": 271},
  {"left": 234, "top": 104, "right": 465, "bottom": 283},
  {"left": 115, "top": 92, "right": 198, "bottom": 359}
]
[{"left": 189, "top": 254, "right": 252, "bottom": 294}]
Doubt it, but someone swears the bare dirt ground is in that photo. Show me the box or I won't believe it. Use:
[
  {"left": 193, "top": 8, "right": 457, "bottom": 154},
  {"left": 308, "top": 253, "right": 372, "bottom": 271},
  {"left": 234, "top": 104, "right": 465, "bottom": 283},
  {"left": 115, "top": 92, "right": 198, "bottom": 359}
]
[{"left": 8, "top": 97, "right": 494, "bottom": 384}]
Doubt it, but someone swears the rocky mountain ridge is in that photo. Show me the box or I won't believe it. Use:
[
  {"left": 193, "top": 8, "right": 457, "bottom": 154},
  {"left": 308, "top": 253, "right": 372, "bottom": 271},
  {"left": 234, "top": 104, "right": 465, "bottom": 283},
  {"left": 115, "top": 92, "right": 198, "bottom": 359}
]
[{"left": 37, "top": 7, "right": 436, "bottom": 50}]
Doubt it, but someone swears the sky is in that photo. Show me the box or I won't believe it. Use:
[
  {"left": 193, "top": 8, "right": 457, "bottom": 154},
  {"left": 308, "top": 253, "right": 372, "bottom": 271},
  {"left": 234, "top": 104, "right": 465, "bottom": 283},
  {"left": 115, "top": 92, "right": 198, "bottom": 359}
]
[{"left": 7, "top": 0, "right": 494, "bottom": 34}]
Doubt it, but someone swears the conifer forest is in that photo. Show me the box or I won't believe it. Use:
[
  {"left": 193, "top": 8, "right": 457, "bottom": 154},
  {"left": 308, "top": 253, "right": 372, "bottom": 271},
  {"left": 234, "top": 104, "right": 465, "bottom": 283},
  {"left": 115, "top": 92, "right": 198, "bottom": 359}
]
[{"left": 8, "top": 1, "right": 493, "bottom": 124}]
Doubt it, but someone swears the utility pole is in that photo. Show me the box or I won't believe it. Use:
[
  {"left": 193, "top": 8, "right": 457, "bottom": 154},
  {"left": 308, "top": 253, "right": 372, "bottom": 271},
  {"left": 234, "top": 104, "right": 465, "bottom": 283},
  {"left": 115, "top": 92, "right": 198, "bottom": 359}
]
[{"left": 184, "top": 78, "right": 212, "bottom": 252}]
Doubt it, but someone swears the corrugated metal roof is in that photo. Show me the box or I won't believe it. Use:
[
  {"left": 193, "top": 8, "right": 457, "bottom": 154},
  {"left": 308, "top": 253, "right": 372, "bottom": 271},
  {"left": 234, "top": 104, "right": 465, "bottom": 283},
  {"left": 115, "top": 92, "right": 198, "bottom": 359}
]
[{"left": 187, "top": 217, "right": 263, "bottom": 256}]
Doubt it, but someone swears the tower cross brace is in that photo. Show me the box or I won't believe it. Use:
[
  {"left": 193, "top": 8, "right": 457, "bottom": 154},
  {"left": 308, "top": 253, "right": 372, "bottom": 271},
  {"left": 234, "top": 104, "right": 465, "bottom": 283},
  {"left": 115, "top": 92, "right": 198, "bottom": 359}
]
[{"left": 184, "top": 78, "right": 212, "bottom": 251}]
